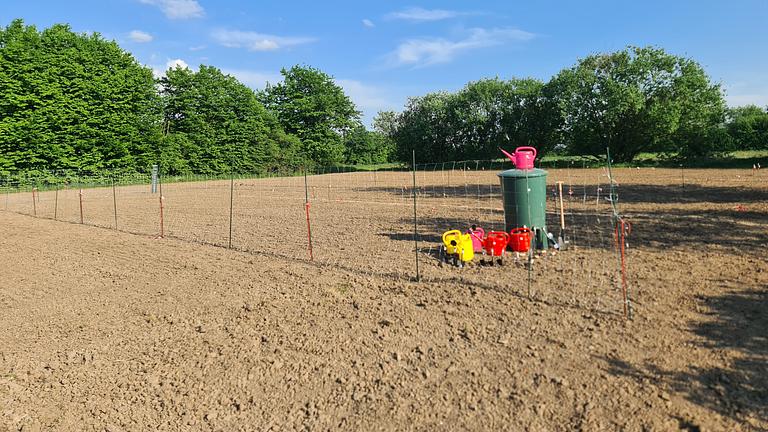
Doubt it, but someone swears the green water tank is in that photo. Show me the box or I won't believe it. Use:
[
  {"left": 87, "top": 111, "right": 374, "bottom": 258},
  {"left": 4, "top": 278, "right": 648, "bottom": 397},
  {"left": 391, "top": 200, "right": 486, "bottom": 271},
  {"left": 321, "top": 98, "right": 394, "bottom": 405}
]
[{"left": 498, "top": 168, "right": 549, "bottom": 250}]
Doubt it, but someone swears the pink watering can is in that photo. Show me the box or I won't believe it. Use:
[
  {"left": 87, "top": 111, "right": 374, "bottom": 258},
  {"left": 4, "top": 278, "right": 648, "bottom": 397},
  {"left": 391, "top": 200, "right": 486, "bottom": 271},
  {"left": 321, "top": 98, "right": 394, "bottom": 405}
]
[
  {"left": 500, "top": 146, "right": 537, "bottom": 170},
  {"left": 466, "top": 225, "right": 485, "bottom": 253}
]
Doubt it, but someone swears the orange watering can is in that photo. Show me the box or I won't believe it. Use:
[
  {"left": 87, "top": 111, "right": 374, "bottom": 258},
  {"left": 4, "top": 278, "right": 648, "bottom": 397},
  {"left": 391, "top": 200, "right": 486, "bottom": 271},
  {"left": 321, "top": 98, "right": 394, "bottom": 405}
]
[{"left": 500, "top": 146, "right": 537, "bottom": 170}]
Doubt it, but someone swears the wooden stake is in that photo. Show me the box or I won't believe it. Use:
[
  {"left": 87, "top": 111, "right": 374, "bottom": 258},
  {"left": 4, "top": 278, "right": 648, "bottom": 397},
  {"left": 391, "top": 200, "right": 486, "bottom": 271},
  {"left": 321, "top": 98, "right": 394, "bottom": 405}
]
[
  {"left": 556, "top": 181, "right": 566, "bottom": 231},
  {"left": 79, "top": 188, "right": 84, "bottom": 224},
  {"left": 112, "top": 178, "right": 118, "bottom": 230}
]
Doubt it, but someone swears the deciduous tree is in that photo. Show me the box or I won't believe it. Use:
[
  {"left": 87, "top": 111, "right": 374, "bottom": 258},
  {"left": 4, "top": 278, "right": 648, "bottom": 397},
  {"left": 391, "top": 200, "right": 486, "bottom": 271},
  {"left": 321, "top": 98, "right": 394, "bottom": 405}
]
[{"left": 260, "top": 65, "right": 361, "bottom": 166}]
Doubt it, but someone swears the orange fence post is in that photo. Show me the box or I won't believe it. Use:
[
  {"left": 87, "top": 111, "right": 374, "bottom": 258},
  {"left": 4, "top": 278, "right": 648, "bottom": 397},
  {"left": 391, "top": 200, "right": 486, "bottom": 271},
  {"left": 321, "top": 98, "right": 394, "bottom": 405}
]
[{"left": 79, "top": 188, "right": 84, "bottom": 224}]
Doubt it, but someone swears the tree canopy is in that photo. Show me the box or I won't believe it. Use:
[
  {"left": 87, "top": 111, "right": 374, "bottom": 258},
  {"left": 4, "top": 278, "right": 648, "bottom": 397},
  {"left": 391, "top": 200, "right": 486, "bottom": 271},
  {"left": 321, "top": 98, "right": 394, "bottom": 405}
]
[
  {"left": 389, "top": 78, "right": 559, "bottom": 162},
  {"left": 726, "top": 105, "right": 768, "bottom": 151},
  {"left": 0, "top": 19, "right": 160, "bottom": 173},
  {"left": 158, "top": 65, "right": 300, "bottom": 175},
  {"left": 535, "top": 46, "right": 728, "bottom": 162},
  {"left": 260, "top": 65, "right": 362, "bottom": 166},
  {"left": 381, "top": 46, "right": 752, "bottom": 163}
]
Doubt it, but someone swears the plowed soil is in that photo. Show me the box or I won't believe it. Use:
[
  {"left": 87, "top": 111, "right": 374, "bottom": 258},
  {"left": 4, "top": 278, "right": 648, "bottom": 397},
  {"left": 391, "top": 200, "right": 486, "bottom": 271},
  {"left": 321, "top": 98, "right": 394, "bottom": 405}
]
[{"left": 1, "top": 168, "right": 767, "bottom": 431}]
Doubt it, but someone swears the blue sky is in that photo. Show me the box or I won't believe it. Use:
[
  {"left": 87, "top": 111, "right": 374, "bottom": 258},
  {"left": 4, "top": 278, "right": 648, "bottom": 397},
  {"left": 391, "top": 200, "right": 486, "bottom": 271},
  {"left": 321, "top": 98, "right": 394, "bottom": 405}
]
[{"left": 2, "top": 0, "right": 767, "bottom": 126}]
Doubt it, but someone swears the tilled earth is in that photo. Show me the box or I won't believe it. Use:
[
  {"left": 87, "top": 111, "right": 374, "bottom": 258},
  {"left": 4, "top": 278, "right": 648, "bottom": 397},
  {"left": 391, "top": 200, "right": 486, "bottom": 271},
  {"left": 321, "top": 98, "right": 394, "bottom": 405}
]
[{"left": 1, "top": 168, "right": 767, "bottom": 431}]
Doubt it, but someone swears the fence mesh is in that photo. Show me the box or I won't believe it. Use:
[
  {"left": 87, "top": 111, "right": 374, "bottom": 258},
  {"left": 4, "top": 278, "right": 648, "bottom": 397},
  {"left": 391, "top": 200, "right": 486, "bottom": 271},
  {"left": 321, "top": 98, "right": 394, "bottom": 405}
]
[{"left": 3, "top": 161, "right": 764, "bottom": 318}]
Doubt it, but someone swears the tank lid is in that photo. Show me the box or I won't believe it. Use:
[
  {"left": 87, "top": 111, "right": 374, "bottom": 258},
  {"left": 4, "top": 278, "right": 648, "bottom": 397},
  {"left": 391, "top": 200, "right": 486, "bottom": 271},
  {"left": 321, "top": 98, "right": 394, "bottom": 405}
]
[{"left": 497, "top": 168, "right": 548, "bottom": 178}]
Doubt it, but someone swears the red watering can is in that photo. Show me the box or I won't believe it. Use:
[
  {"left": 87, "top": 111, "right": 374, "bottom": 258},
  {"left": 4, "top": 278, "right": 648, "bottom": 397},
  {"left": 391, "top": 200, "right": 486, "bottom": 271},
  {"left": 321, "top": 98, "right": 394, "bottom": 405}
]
[
  {"left": 509, "top": 227, "right": 533, "bottom": 253},
  {"left": 483, "top": 231, "right": 510, "bottom": 266},
  {"left": 500, "top": 147, "right": 537, "bottom": 170}
]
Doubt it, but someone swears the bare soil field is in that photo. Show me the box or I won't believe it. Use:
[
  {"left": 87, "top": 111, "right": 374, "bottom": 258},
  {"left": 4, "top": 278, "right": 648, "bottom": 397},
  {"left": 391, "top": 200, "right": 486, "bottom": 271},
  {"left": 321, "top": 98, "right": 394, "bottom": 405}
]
[{"left": 1, "top": 167, "right": 767, "bottom": 431}]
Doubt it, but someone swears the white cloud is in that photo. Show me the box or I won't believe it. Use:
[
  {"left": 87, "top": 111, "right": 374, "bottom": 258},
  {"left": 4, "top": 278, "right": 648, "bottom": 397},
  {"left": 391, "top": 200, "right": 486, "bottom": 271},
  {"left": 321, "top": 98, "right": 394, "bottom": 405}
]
[
  {"left": 212, "top": 29, "right": 315, "bottom": 52},
  {"left": 128, "top": 30, "right": 153, "bottom": 43},
  {"left": 166, "top": 58, "right": 189, "bottom": 70},
  {"left": 385, "top": 7, "right": 465, "bottom": 22},
  {"left": 138, "top": 0, "right": 204, "bottom": 20},
  {"left": 362, "top": 19, "right": 375, "bottom": 28},
  {"left": 221, "top": 69, "right": 283, "bottom": 89},
  {"left": 189, "top": 45, "right": 207, "bottom": 51},
  {"left": 151, "top": 58, "right": 191, "bottom": 78},
  {"left": 387, "top": 27, "right": 535, "bottom": 68}
]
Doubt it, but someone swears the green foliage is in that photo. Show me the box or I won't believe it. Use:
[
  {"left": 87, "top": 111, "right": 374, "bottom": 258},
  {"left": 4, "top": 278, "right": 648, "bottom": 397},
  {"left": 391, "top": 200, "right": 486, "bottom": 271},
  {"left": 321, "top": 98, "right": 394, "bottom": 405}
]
[
  {"left": 372, "top": 110, "right": 398, "bottom": 138},
  {"left": 726, "top": 105, "right": 768, "bottom": 151},
  {"left": 0, "top": 19, "right": 161, "bottom": 173},
  {"left": 390, "top": 78, "right": 557, "bottom": 162},
  {"left": 158, "top": 65, "right": 296, "bottom": 175},
  {"left": 260, "top": 65, "right": 361, "bottom": 166},
  {"left": 546, "top": 46, "right": 726, "bottom": 161},
  {"left": 343, "top": 126, "right": 394, "bottom": 165}
]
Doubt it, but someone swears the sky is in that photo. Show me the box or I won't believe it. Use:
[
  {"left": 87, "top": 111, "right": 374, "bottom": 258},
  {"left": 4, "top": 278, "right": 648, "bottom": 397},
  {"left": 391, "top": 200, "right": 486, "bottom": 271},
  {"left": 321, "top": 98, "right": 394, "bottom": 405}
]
[{"left": 2, "top": 0, "right": 767, "bottom": 126}]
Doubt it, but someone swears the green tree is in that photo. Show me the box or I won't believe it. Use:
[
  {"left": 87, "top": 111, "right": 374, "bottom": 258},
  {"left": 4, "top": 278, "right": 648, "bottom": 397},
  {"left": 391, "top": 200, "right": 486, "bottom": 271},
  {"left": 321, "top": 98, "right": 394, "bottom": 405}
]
[
  {"left": 0, "top": 19, "right": 161, "bottom": 173},
  {"left": 260, "top": 65, "right": 361, "bottom": 166},
  {"left": 547, "top": 46, "right": 726, "bottom": 161},
  {"left": 389, "top": 78, "right": 559, "bottom": 162},
  {"left": 449, "top": 78, "right": 559, "bottom": 160},
  {"left": 343, "top": 125, "right": 394, "bottom": 165},
  {"left": 726, "top": 105, "right": 768, "bottom": 150},
  {"left": 159, "top": 65, "right": 297, "bottom": 175},
  {"left": 392, "top": 92, "right": 455, "bottom": 162},
  {"left": 373, "top": 110, "right": 399, "bottom": 138}
]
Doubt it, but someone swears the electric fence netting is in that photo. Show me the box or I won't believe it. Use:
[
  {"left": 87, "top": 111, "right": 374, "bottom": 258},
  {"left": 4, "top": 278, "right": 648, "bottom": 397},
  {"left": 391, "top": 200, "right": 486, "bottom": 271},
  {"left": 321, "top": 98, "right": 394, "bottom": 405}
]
[{"left": 4, "top": 160, "right": 763, "bottom": 318}]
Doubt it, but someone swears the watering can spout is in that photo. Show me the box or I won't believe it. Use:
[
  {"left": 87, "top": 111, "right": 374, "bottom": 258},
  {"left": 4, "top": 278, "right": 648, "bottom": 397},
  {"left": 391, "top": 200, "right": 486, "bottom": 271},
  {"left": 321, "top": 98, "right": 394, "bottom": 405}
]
[{"left": 500, "top": 147, "right": 516, "bottom": 164}]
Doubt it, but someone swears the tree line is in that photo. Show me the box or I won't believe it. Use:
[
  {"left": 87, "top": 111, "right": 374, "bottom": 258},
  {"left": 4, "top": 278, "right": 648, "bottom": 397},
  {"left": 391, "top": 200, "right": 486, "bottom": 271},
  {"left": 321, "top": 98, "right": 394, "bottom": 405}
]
[
  {"left": 0, "top": 19, "right": 387, "bottom": 175},
  {"left": 378, "top": 46, "right": 768, "bottom": 163},
  {"left": 1, "top": 19, "right": 766, "bottom": 177}
]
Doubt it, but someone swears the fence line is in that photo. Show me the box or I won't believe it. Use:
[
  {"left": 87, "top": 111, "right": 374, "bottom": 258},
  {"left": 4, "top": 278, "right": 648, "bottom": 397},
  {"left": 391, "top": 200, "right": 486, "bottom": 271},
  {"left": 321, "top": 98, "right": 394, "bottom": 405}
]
[{"left": 4, "top": 161, "right": 761, "bottom": 318}]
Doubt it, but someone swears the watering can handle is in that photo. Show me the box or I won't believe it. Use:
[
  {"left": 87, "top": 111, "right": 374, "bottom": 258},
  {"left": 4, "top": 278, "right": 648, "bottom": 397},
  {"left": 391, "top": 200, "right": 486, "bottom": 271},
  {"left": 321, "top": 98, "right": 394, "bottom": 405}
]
[
  {"left": 515, "top": 146, "right": 537, "bottom": 159},
  {"left": 511, "top": 227, "right": 532, "bottom": 234},
  {"left": 487, "top": 231, "right": 510, "bottom": 242},
  {"left": 491, "top": 232, "right": 510, "bottom": 242},
  {"left": 442, "top": 229, "right": 462, "bottom": 243},
  {"left": 469, "top": 227, "right": 485, "bottom": 239}
]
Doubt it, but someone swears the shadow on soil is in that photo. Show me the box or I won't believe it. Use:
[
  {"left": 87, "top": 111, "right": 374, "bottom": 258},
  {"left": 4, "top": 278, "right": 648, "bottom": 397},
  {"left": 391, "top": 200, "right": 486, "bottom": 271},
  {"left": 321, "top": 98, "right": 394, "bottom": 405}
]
[
  {"left": 616, "top": 182, "right": 768, "bottom": 205},
  {"left": 359, "top": 178, "right": 768, "bottom": 205},
  {"left": 384, "top": 206, "right": 767, "bottom": 254},
  {"left": 627, "top": 208, "right": 768, "bottom": 251},
  {"left": 603, "top": 287, "right": 768, "bottom": 426},
  {"left": 369, "top": 181, "right": 767, "bottom": 252}
]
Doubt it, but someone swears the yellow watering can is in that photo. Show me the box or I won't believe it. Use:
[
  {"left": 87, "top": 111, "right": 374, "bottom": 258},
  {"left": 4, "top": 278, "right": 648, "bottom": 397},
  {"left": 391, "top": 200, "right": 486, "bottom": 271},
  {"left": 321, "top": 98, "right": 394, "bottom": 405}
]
[{"left": 441, "top": 229, "right": 474, "bottom": 267}]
